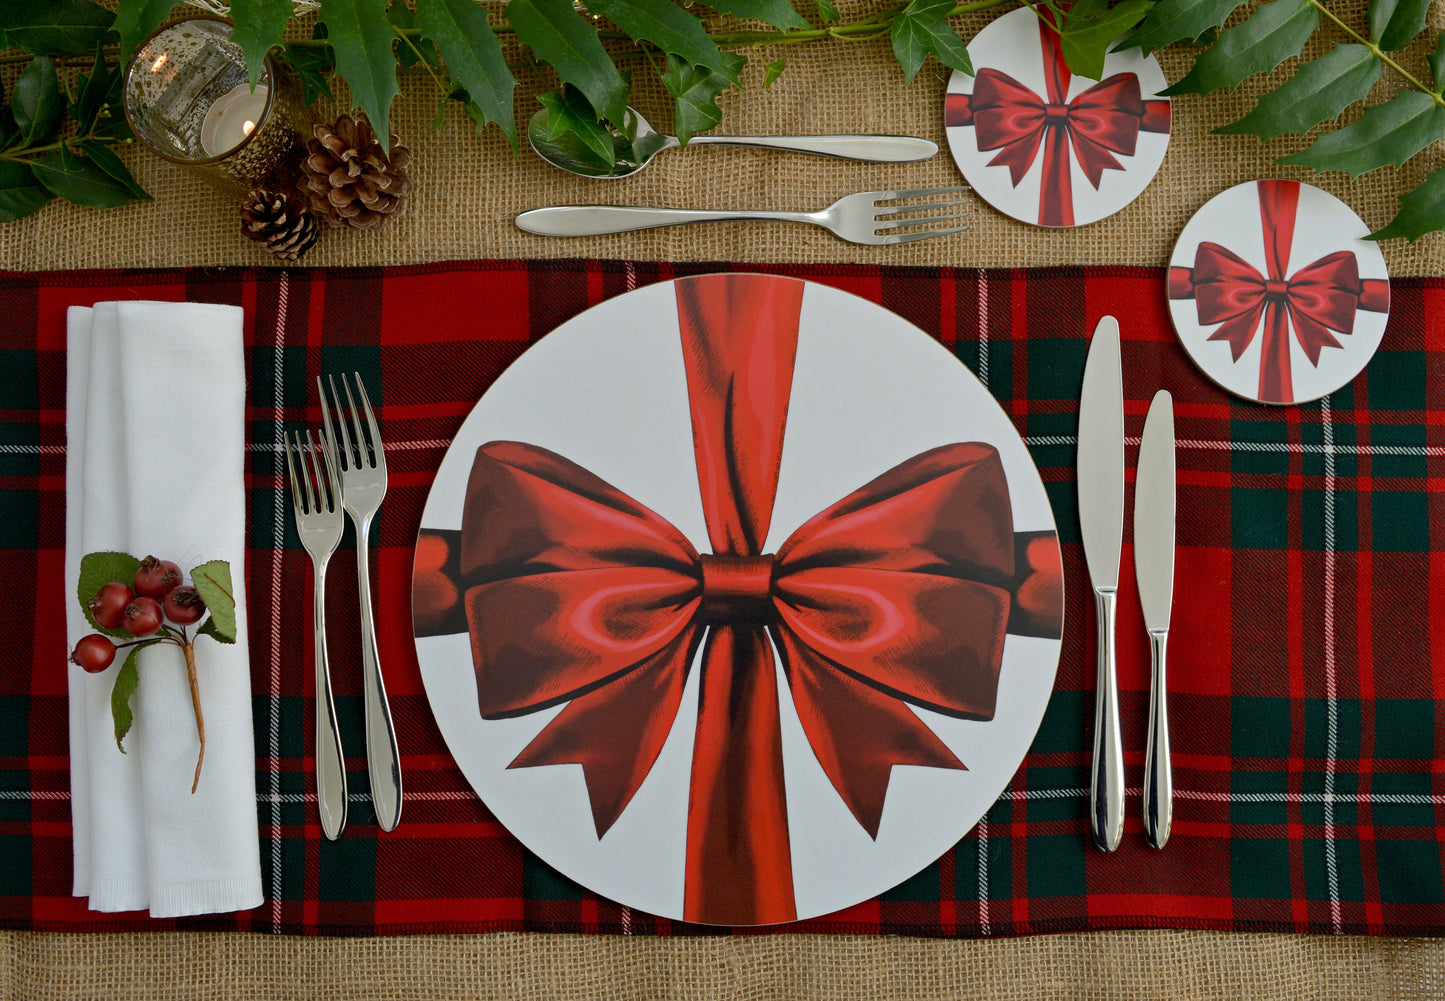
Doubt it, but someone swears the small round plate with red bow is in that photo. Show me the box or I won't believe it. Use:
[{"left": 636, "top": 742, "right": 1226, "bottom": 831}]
[
  {"left": 944, "top": 6, "right": 1171, "bottom": 228},
  {"left": 1168, "top": 179, "right": 1391, "bottom": 406},
  {"left": 412, "top": 274, "right": 1064, "bottom": 926}
]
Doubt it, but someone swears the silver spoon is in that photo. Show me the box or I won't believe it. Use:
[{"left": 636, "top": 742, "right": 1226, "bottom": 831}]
[{"left": 528, "top": 106, "right": 937, "bottom": 179}]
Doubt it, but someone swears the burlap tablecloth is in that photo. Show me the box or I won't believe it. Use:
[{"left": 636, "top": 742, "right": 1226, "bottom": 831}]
[{"left": 3, "top": 2, "right": 1442, "bottom": 996}]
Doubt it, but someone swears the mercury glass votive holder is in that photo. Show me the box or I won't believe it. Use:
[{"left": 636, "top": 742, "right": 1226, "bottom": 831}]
[{"left": 123, "top": 16, "right": 312, "bottom": 196}]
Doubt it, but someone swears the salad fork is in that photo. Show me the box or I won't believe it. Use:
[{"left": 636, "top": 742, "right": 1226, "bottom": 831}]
[
  {"left": 285, "top": 429, "right": 348, "bottom": 841},
  {"left": 319, "top": 374, "right": 402, "bottom": 832}
]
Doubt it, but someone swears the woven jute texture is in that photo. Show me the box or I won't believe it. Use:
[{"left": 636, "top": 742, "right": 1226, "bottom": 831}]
[{"left": 5, "top": 2, "right": 1445, "bottom": 997}]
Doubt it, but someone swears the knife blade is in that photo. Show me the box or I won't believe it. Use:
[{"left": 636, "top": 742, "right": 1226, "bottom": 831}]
[
  {"left": 1135, "top": 390, "right": 1176, "bottom": 849},
  {"left": 1077, "top": 316, "right": 1125, "bottom": 852}
]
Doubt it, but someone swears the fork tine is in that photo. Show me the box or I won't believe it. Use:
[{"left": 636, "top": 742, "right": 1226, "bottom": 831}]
[
  {"left": 284, "top": 431, "right": 307, "bottom": 514},
  {"left": 317, "top": 375, "right": 344, "bottom": 471},
  {"left": 880, "top": 224, "right": 973, "bottom": 245},
  {"left": 875, "top": 211, "right": 974, "bottom": 232},
  {"left": 874, "top": 198, "right": 973, "bottom": 217},
  {"left": 352, "top": 374, "right": 384, "bottom": 471},
  {"left": 872, "top": 186, "right": 971, "bottom": 202},
  {"left": 305, "top": 429, "right": 330, "bottom": 512},
  {"left": 325, "top": 374, "right": 356, "bottom": 470},
  {"left": 340, "top": 374, "right": 370, "bottom": 466},
  {"left": 296, "top": 431, "right": 320, "bottom": 514}
]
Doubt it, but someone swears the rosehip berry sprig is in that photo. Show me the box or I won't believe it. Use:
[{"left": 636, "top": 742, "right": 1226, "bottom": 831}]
[{"left": 70, "top": 552, "right": 238, "bottom": 794}]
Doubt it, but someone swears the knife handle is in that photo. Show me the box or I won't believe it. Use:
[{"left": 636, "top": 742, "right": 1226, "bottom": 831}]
[
  {"left": 1090, "top": 587, "right": 1124, "bottom": 852},
  {"left": 1143, "top": 628, "right": 1172, "bottom": 849}
]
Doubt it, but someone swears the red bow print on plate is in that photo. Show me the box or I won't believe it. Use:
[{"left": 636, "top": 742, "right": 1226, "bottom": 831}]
[
  {"left": 945, "top": 16, "right": 1169, "bottom": 226},
  {"left": 425, "top": 274, "right": 1061, "bottom": 925},
  {"left": 1169, "top": 179, "right": 1391, "bottom": 403}
]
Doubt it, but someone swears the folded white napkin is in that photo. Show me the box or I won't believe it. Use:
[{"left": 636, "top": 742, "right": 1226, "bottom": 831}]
[{"left": 66, "top": 301, "right": 263, "bottom": 918}]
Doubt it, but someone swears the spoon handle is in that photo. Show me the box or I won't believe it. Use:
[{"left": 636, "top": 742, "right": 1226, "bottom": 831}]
[{"left": 685, "top": 134, "right": 937, "bottom": 162}]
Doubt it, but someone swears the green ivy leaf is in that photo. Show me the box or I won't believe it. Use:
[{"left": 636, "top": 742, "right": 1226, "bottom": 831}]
[
  {"left": 0, "top": 0, "right": 114, "bottom": 55},
  {"left": 663, "top": 51, "right": 747, "bottom": 143},
  {"left": 79, "top": 142, "right": 151, "bottom": 200},
  {"left": 190, "top": 560, "right": 237, "bottom": 644},
  {"left": 1215, "top": 43, "right": 1380, "bottom": 138},
  {"left": 536, "top": 87, "right": 616, "bottom": 166},
  {"left": 1059, "top": 0, "right": 1155, "bottom": 80},
  {"left": 278, "top": 43, "right": 336, "bottom": 104},
  {"left": 763, "top": 57, "right": 787, "bottom": 88},
  {"left": 1163, "top": 0, "right": 1317, "bottom": 96},
  {"left": 77, "top": 551, "right": 143, "bottom": 637},
  {"left": 112, "top": 0, "right": 176, "bottom": 64},
  {"left": 0, "top": 161, "right": 51, "bottom": 222},
  {"left": 508, "top": 0, "right": 629, "bottom": 126},
  {"left": 1430, "top": 33, "right": 1445, "bottom": 88},
  {"left": 692, "top": 0, "right": 809, "bottom": 31},
  {"left": 815, "top": 0, "right": 840, "bottom": 24},
  {"left": 319, "top": 0, "right": 402, "bottom": 154},
  {"left": 231, "top": 0, "right": 293, "bottom": 87},
  {"left": 1368, "top": 166, "right": 1445, "bottom": 241},
  {"left": 588, "top": 0, "right": 740, "bottom": 85},
  {"left": 1367, "top": 0, "right": 1432, "bottom": 51},
  {"left": 416, "top": 0, "right": 518, "bottom": 148},
  {"left": 111, "top": 638, "right": 163, "bottom": 751},
  {"left": 13, "top": 56, "right": 63, "bottom": 146},
  {"left": 1116, "top": 0, "right": 1241, "bottom": 53},
  {"left": 891, "top": 0, "right": 973, "bottom": 84},
  {"left": 31, "top": 146, "right": 136, "bottom": 208},
  {"left": 1280, "top": 89, "right": 1445, "bottom": 177}
]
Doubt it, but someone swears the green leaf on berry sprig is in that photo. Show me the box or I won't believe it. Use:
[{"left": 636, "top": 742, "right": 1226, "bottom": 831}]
[
  {"left": 111, "top": 637, "right": 161, "bottom": 752},
  {"left": 190, "top": 559, "right": 237, "bottom": 644},
  {"left": 78, "top": 551, "right": 142, "bottom": 638}
]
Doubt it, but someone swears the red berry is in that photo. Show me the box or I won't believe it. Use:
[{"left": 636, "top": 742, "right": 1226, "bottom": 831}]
[
  {"left": 123, "top": 596, "right": 164, "bottom": 637},
  {"left": 87, "top": 581, "right": 134, "bottom": 631},
  {"left": 134, "top": 556, "right": 182, "bottom": 599},
  {"left": 163, "top": 585, "right": 206, "bottom": 625},
  {"left": 70, "top": 634, "right": 116, "bottom": 673}
]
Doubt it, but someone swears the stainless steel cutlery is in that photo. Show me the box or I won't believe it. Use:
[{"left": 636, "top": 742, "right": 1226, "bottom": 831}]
[{"left": 1135, "top": 390, "right": 1176, "bottom": 850}]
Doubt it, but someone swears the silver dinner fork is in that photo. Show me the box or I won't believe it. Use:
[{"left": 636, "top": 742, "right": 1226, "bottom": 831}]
[
  {"left": 285, "top": 429, "right": 348, "bottom": 841},
  {"left": 319, "top": 374, "right": 402, "bottom": 832},
  {"left": 514, "top": 186, "right": 974, "bottom": 246}
]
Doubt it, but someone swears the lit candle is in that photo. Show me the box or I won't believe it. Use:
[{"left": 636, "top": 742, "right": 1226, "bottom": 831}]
[{"left": 199, "top": 83, "right": 269, "bottom": 157}]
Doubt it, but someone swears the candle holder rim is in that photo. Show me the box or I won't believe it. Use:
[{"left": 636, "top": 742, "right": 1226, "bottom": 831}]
[{"left": 121, "top": 13, "right": 286, "bottom": 168}]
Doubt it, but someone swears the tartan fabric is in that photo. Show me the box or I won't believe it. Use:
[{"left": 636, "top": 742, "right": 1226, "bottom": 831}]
[{"left": 1, "top": 260, "right": 1442, "bottom": 938}]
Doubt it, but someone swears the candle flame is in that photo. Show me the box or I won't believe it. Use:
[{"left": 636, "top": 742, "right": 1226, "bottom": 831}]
[
  {"left": 243, "top": 120, "right": 255, "bottom": 136},
  {"left": 150, "top": 53, "right": 167, "bottom": 73}
]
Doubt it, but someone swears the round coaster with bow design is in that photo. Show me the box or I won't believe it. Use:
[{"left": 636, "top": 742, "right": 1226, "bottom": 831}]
[
  {"left": 1168, "top": 179, "right": 1391, "bottom": 406},
  {"left": 412, "top": 274, "right": 1065, "bottom": 925},
  {"left": 944, "top": 6, "right": 1171, "bottom": 228}
]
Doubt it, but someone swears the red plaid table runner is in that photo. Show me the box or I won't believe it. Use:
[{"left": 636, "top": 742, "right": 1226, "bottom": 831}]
[{"left": 2, "top": 260, "right": 1442, "bottom": 937}]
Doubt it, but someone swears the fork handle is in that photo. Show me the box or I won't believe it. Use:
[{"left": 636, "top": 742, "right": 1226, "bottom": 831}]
[
  {"left": 516, "top": 205, "right": 816, "bottom": 236},
  {"left": 313, "top": 566, "right": 348, "bottom": 841},
  {"left": 355, "top": 516, "right": 402, "bottom": 832}
]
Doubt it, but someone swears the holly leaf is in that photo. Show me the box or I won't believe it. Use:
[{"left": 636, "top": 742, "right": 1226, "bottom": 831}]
[
  {"left": 1059, "top": 0, "right": 1155, "bottom": 80},
  {"left": 692, "top": 0, "right": 809, "bottom": 31},
  {"left": 1163, "top": 0, "right": 1317, "bottom": 96},
  {"left": 79, "top": 142, "right": 150, "bottom": 200},
  {"left": 664, "top": 51, "right": 747, "bottom": 143},
  {"left": 111, "top": 638, "right": 163, "bottom": 752},
  {"left": 508, "top": 0, "right": 629, "bottom": 126},
  {"left": 69, "top": 45, "right": 109, "bottom": 130},
  {"left": 536, "top": 87, "right": 616, "bottom": 166},
  {"left": 1215, "top": 43, "right": 1381, "bottom": 138},
  {"left": 1116, "top": 0, "right": 1241, "bottom": 53},
  {"left": 763, "top": 57, "right": 787, "bottom": 88},
  {"left": 112, "top": 0, "right": 176, "bottom": 64},
  {"left": 278, "top": 43, "right": 335, "bottom": 104},
  {"left": 1280, "top": 89, "right": 1445, "bottom": 177},
  {"left": 0, "top": 0, "right": 114, "bottom": 55},
  {"left": 416, "top": 0, "right": 518, "bottom": 148},
  {"left": 1369, "top": 167, "right": 1445, "bottom": 241},
  {"left": 588, "top": 0, "right": 740, "bottom": 85},
  {"left": 190, "top": 560, "right": 237, "bottom": 644},
  {"left": 31, "top": 146, "right": 136, "bottom": 207},
  {"left": 388, "top": 1, "right": 439, "bottom": 68},
  {"left": 319, "top": 0, "right": 402, "bottom": 154},
  {"left": 0, "top": 161, "right": 51, "bottom": 222},
  {"left": 78, "top": 551, "right": 142, "bottom": 638},
  {"left": 231, "top": 0, "right": 293, "bottom": 87},
  {"left": 891, "top": 0, "right": 973, "bottom": 84},
  {"left": 816, "top": 0, "right": 839, "bottom": 24},
  {"left": 1367, "top": 0, "right": 1432, "bottom": 51},
  {"left": 13, "top": 56, "right": 63, "bottom": 146}
]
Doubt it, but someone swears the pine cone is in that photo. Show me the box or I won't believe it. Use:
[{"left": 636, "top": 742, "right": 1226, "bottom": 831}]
[
  {"left": 299, "top": 113, "right": 412, "bottom": 231},
  {"left": 239, "top": 189, "right": 320, "bottom": 261}
]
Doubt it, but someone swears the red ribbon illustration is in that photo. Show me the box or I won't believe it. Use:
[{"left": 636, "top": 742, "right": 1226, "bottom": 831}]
[
  {"left": 439, "top": 274, "right": 1060, "bottom": 925},
  {"left": 944, "top": 16, "right": 1169, "bottom": 226},
  {"left": 1168, "top": 179, "right": 1390, "bottom": 403}
]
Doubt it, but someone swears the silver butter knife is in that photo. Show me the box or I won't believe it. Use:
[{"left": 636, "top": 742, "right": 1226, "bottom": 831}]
[
  {"left": 1135, "top": 390, "right": 1176, "bottom": 849},
  {"left": 1078, "top": 316, "right": 1125, "bottom": 852}
]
